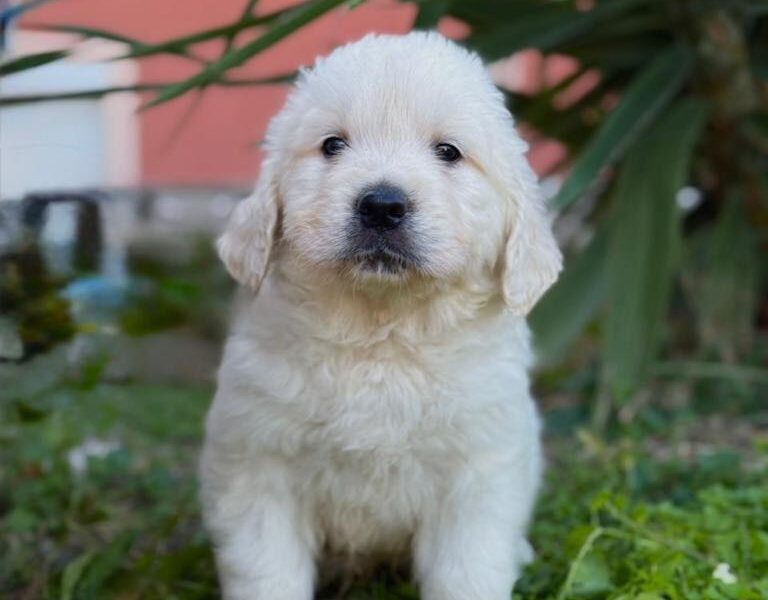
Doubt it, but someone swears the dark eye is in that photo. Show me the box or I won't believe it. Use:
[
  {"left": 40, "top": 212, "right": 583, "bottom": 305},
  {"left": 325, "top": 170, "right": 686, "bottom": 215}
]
[
  {"left": 434, "top": 143, "right": 462, "bottom": 163},
  {"left": 321, "top": 136, "right": 348, "bottom": 158}
]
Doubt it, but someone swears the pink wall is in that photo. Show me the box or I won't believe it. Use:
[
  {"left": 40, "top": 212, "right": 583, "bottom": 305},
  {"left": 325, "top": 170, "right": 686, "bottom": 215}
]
[
  {"left": 23, "top": 0, "right": 422, "bottom": 186},
  {"left": 22, "top": 1, "right": 562, "bottom": 186}
]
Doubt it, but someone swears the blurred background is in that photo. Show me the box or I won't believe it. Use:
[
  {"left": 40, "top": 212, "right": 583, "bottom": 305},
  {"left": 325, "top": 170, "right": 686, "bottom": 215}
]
[{"left": 1, "top": 1, "right": 767, "bottom": 598}]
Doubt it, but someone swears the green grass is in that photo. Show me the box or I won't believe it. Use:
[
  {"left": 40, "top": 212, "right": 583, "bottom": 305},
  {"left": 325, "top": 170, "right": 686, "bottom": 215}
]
[{"left": 1, "top": 360, "right": 766, "bottom": 599}]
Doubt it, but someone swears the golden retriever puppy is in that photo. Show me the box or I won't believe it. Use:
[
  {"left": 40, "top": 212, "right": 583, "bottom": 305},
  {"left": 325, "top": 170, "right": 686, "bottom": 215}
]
[{"left": 201, "top": 31, "right": 562, "bottom": 600}]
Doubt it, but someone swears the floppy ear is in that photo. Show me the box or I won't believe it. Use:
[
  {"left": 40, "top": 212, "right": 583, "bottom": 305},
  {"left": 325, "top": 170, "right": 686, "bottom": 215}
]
[
  {"left": 217, "top": 158, "right": 280, "bottom": 290},
  {"left": 499, "top": 145, "right": 562, "bottom": 316}
]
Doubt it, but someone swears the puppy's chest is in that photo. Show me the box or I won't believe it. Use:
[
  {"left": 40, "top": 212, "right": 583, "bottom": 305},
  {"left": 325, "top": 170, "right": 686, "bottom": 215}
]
[
  {"left": 238, "top": 321, "right": 520, "bottom": 457},
  {"left": 299, "top": 341, "right": 457, "bottom": 454}
]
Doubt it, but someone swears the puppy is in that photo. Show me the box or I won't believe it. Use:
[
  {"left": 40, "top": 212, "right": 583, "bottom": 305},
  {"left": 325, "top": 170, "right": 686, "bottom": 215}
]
[{"left": 201, "top": 32, "right": 562, "bottom": 600}]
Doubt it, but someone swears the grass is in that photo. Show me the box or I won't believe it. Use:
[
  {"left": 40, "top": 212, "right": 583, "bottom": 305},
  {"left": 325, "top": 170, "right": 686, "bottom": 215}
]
[{"left": 1, "top": 353, "right": 766, "bottom": 600}]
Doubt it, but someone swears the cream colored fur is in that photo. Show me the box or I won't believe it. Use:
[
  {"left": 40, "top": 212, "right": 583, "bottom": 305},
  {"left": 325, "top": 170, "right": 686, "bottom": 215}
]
[{"left": 202, "top": 32, "right": 562, "bottom": 600}]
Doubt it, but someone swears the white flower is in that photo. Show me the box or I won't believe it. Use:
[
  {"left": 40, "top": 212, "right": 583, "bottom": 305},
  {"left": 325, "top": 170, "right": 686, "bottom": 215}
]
[
  {"left": 712, "top": 562, "right": 737, "bottom": 584},
  {"left": 67, "top": 437, "right": 120, "bottom": 476}
]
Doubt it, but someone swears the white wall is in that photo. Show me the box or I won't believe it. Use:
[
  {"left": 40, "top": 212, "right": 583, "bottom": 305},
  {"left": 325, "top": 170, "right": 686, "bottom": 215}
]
[{"left": 0, "top": 31, "right": 139, "bottom": 200}]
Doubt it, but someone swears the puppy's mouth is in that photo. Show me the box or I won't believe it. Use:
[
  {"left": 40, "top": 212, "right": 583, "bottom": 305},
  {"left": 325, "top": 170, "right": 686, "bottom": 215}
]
[
  {"left": 351, "top": 246, "right": 414, "bottom": 274},
  {"left": 341, "top": 231, "right": 420, "bottom": 277}
]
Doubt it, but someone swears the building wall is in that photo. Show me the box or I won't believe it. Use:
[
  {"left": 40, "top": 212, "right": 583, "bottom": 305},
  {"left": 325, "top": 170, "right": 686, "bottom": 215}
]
[
  {"left": 20, "top": 0, "right": 425, "bottom": 187},
  {"left": 2, "top": 31, "right": 140, "bottom": 199},
  {"left": 17, "top": 1, "right": 564, "bottom": 190}
]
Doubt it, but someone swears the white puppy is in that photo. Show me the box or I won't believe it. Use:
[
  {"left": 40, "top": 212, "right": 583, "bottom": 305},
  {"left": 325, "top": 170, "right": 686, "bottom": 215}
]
[{"left": 201, "top": 32, "right": 562, "bottom": 600}]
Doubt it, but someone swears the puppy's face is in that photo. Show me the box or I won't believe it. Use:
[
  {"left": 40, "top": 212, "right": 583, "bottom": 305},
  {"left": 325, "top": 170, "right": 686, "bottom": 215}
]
[
  {"left": 276, "top": 61, "right": 506, "bottom": 283},
  {"left": 219, "top": 33, "right": 561, "bottom": 315}
]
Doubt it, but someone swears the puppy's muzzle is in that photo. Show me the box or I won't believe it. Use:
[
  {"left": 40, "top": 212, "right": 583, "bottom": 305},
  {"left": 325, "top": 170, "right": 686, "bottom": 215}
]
[
  {"left": 356, "top": 183, "right": 408, "bottom": 230},
  {"left": 344, "top": 183, "right": 419, "bottom": 274}
]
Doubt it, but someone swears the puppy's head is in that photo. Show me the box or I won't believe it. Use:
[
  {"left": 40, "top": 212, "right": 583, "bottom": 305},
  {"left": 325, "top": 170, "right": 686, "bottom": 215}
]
[{"left": 218, "top": 32, "right": 561, "bottom": 315}]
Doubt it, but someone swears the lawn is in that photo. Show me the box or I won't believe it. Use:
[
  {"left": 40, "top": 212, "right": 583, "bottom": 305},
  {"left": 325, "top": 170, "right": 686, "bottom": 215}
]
[{"left": 2, "top": 350, "right": 766, "bottom": 599}]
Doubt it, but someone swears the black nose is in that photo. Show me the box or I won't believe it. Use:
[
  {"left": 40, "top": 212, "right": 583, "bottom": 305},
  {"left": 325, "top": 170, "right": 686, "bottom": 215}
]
[{"left": 356, "top": 184, "right": 408, "bottom": 230}]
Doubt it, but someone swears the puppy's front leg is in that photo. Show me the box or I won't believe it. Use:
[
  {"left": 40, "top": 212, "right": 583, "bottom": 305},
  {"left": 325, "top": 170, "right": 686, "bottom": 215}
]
[
  {"left": 414, "top": 471, "right": 534, "bottom": 600},
  {"left": 203, "top": 457, "right": 315, "bottom": 600}
]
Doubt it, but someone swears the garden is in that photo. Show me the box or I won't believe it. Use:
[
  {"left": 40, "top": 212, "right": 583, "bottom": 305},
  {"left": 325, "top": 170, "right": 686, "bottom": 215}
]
[{"left": 1, "top": 0, "right": 767, "bottom": 598}]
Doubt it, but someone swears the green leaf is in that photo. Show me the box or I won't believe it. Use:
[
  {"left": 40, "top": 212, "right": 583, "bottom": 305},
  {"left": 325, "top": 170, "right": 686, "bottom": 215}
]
[
  {"left": 42, "top": 24, "right": 148, "bottom": 48},
  {"left": 75, "top": 532, "right": 135, "bottom": 598},
  {"left": 0, "top": 74, "right": 294, "bottom": 106},
  {"left": 601, "top": 98, "right": 710, "bottom": 400},
  {"left": 413, "top": 0, "right": 450, "bottom": 30},
  {"left": 4, "top": 507, "right": 39, "bottom": 532},
  {"left": 564, "top": 34, "right": 671, "bottom": 72},
  {"left": 144, "top": 0, "right": 348, "bottom": 107},
  {"left": 122, "top": 6, "right": 293, "bottom": 60},
  {"left": 748, "top": 0, "right": 768, "bottom": 17},
  {"left": 43, "top": 23, "right": 215, "bottom": 63},
  {"left": 35, "top": 6, "right": 295, "bottom": 64},
  {"left": 0, "top": 316, "right": 23, "bottom": 360},
  {"left": 553, "top": 44, "right": 695, "bottom": 209},
  {"left": 14, "top": 400, "right": 49, "bottom": 422},
  {"left": 652, "top": 361, "right": 768, "bottom": 385},
  {"left": 60, "top": 552, "right": 95, "bottom": 600},
  {"left": 450, "top": 0, "right": 561, "bottom": 30},
  {"left": 222, "top": 0, "right": 263, "bottom": 53},
  {"left": 0, "top": 50, "right": 68, "bottom": 76},
  {"left": 568, "top": 551, "right": 613, "bottom": 597},
  {"left": 508, "top": 71, "right": 621, "bottom": 155},
  {"left": 530, "top": 225, "right": 609, "bottom": 364},
  {"left": 685, "top": 198, "right": 758, "bottom": 360},
  {"left": 467, "top": 0, "right": 648, "bottom": 61}
]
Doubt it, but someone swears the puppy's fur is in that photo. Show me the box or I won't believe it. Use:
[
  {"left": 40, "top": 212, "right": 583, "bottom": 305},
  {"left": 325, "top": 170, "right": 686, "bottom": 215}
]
[{"left": 202, "top": 32, "right": 562, "bottom": 600}]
